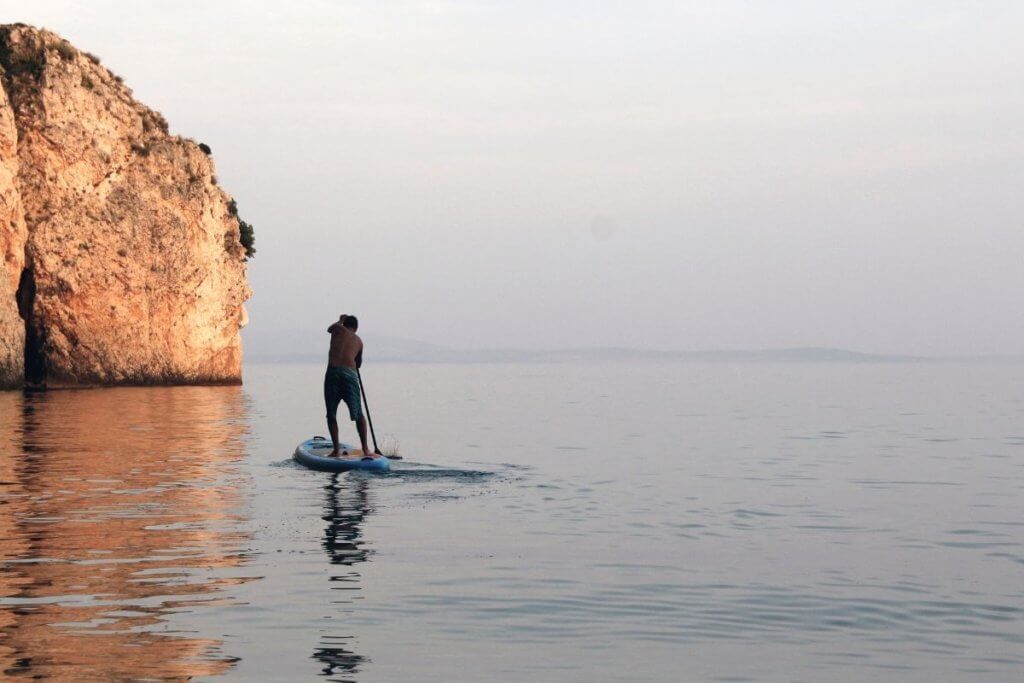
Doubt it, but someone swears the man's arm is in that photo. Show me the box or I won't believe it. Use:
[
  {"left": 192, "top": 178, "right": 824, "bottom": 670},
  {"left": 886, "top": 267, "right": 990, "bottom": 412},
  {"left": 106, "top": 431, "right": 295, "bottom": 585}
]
[
  {"left": 327, "top": 314, "right": 349, "bottom": 334},
  {"left": 355, "top": 347, "right": 363, "bottom": 369}
]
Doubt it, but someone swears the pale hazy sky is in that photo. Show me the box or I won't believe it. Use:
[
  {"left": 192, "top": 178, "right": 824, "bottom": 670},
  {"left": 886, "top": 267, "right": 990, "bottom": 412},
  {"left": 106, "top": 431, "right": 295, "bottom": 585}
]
[{"left": 15, "top": 1, "right": 1024, "bottom": 354}]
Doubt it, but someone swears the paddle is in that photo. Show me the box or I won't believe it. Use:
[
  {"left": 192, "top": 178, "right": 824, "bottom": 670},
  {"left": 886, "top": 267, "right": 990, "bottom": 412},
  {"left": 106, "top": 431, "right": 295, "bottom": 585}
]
[{"left": 356, "top": 368, "right": 385, "bottom": 457}]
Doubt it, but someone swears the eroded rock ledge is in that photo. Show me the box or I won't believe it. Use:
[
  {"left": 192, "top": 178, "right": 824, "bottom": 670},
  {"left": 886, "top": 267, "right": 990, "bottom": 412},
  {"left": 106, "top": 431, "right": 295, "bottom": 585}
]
[{"left": 0, "top": 25, "right": 251, "bottom": 388}]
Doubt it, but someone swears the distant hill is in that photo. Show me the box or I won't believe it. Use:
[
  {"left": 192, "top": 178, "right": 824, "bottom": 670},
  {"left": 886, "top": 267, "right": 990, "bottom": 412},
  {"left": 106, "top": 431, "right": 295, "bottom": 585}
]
[{"left": 242, "top": 331, "right": 957, "bottom": 364}]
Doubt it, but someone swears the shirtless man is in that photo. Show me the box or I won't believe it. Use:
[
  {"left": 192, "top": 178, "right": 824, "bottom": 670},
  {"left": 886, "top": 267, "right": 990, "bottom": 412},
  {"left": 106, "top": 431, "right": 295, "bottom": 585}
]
[{"left": 324, "top": 314, "right": 376, "bottom": 458}]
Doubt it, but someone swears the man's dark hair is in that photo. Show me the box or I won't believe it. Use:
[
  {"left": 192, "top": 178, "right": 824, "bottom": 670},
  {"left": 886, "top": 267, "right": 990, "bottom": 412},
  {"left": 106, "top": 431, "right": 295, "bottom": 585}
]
[{"left": 343, "top": 315, "right": 358, "bottom": 331}]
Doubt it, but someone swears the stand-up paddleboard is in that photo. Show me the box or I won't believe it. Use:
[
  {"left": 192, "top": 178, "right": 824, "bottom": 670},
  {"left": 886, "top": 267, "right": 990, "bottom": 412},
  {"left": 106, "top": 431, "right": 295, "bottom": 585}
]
[{"left": 293, "top": 436, "right": 391, "bottom": 473}]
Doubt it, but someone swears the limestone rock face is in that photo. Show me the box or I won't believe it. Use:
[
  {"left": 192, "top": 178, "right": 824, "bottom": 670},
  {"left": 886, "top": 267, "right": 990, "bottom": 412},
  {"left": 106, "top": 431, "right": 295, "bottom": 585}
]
[
  {"left": 0, "top": 74, "right": 26, "bottom": 388},
  {"left": 0, "top": 25, "right": 251, "bottom": 388}
]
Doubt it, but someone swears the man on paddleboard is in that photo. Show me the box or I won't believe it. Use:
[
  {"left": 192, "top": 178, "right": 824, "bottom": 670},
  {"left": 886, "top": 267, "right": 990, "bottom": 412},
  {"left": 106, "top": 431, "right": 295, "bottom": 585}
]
[{"left": 324, "top": 314, "right": 376, "bottom": 458}]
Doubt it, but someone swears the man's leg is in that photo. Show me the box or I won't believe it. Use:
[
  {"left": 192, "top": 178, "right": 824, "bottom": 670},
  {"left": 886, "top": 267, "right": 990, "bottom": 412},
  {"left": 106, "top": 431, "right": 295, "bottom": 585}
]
[
  {"left": 325, "top": 370, "right": 347, "bottom": 457},
  {"left": 327, "top": 417, "right": 341, "bottom": 456},
  {"left": 356, "top": 416, "right": 372, "bottom": 457}
]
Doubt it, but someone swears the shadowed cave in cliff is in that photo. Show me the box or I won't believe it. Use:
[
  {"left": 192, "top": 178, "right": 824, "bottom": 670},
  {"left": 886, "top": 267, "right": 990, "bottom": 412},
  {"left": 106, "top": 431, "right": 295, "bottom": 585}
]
[{"left": 16, "top": 267, "right": 45, "bottom": 386}]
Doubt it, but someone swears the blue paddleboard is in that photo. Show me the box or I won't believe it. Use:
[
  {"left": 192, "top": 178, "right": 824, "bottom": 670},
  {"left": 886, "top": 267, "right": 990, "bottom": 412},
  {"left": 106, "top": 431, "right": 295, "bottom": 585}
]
[{"left": 293, "top": 436, "right": 391, "bottom": 473}]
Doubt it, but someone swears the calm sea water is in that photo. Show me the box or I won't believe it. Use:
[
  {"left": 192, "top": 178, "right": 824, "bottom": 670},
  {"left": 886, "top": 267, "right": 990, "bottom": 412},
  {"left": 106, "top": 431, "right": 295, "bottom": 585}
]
[{"left": 1, "top": 361, "right": 1023, "bottom": 682}]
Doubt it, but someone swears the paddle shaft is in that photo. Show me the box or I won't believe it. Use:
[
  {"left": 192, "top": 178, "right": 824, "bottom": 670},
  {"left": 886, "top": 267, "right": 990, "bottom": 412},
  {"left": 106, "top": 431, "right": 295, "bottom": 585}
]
[{"left": 356, "top": 368, "right": 382, "bottom": 455}]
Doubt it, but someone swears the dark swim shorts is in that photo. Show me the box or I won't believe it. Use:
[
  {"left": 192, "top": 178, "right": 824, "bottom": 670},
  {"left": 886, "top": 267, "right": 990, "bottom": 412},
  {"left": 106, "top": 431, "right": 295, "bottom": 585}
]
[{"left": 324, "top": 366, "right": 363, "bottom": 421}]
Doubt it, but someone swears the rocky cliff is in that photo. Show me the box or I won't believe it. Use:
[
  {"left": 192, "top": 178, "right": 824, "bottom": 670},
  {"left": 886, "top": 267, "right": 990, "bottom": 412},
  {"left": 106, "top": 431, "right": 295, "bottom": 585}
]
[{"left": 0, "top": 25, "right": 251, "bottom": 388}]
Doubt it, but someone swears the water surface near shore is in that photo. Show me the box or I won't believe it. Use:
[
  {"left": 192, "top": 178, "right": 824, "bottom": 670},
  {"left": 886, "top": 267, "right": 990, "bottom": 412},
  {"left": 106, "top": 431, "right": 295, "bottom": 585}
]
[{"left": 1, "top": 361, "right": 1023, "bottom": 681}]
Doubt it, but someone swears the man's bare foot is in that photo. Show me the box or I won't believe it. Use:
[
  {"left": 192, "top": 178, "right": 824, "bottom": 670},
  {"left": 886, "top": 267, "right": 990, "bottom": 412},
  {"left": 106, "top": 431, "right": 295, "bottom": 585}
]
[{"left": 327, "top": 449, "right": 349, "bottom": 458}]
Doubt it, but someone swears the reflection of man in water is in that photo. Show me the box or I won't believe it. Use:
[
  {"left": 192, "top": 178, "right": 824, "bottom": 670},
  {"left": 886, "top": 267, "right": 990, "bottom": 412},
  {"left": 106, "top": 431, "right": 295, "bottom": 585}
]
[
  {"left": 324, "top": 314, "right": 375, "bottom": 458},
  {"left": 315, "top": 474, "right": 370, "bottom": 678},
  {"left": 322, "top": 475, "right": 371, "bottom": 565}
]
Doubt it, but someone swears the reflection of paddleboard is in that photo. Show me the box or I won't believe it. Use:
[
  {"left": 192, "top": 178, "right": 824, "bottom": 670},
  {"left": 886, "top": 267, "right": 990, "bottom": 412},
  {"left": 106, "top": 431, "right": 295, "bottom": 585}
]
[{"left": 293, "top": 436, "right": 391, "bottom": 472}]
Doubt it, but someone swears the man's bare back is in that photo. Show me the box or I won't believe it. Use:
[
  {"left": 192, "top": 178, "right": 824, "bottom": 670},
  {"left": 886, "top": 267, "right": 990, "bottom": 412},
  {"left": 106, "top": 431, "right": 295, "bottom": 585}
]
[{"left": 327, "top": 317, "right": 363, "bottom": 369}]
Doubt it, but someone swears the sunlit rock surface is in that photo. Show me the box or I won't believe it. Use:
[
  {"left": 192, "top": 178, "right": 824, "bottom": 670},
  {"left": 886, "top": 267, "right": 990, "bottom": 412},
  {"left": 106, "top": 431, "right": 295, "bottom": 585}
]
[
  {"left": 0, "top": 24, "right": 250, "bottom": 388},
  {"left": 0, "top": 73, "right": 26, "bottom": 388}
]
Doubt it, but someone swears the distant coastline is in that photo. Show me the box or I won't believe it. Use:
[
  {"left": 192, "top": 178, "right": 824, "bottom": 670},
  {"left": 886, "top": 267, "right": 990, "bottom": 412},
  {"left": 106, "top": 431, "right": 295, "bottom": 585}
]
[{"left": 243, "top": 332, "right": 1024, "bottom": 365}]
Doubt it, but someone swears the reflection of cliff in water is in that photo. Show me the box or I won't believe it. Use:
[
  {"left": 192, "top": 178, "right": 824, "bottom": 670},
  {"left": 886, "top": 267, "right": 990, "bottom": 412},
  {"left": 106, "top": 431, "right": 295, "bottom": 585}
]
[
  {"left": 0, "top": 386, "right": 254, "bottom": 681},
  {"left": 314, "top": 475, "right": 372, "bottom": 682}
]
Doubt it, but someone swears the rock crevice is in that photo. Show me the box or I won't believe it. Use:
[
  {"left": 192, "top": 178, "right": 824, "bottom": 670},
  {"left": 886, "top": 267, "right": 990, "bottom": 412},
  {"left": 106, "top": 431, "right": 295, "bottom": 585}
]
[{"left": 0, "top": 25, "right": 251, "bottom": 388}]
